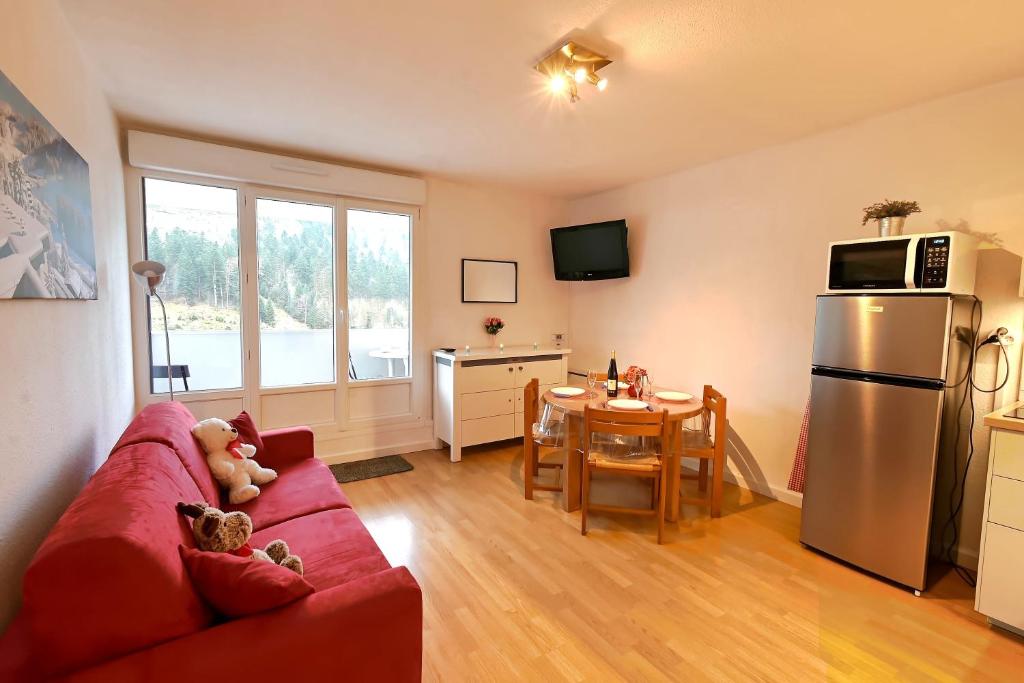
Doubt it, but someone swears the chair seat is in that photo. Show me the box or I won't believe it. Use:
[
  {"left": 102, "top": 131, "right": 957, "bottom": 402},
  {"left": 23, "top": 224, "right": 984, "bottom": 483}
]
[
  {"left": 681, "top": 430, "right": 714, "bottom": 452},
  {"left": 588, "top": 451, "right": 662, "bottom": 472},
  {"left": 531, "top": 422, "right": 564, "bottom": 446}
]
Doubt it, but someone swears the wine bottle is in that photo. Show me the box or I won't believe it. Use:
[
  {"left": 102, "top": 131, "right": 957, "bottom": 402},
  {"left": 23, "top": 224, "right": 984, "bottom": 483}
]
[{"left": 607, "top": 350, "right": 619, "bottom": 398}]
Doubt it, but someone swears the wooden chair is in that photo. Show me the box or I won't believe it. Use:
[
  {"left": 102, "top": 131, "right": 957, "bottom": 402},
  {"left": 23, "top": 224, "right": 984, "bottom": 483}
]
[
  {"left": 523, "top": 378, "right": 569, "bottom": 500},
  {"left": 581, "top": 406, "right": 671, "bottom": 544},
  {"left": 679, "top": 385, "right": 728, "bottom": 517}
]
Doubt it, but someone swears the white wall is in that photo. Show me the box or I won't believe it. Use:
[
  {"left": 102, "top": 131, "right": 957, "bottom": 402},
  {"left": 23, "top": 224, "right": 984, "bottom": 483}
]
[
  {"left": 423, "top": 178, "right": 568, "bottom": 350},
  {"left": 566, "top": 79, "right": 1024, "bottom": 564},
  {"left": 0, "top": 0, "right": 132, "bottom": 627}
]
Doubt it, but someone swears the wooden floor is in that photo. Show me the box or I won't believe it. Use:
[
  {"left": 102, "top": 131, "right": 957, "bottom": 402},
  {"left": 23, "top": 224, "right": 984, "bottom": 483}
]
[{"left": 344, "top": 441, "right": 1024, "bottom": 682}]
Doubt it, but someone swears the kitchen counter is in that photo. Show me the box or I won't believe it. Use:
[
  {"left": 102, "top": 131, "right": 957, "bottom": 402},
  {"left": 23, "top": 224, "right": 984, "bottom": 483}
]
[{"left": 983, "top": 401, "right": 1024, "bottom": 433}]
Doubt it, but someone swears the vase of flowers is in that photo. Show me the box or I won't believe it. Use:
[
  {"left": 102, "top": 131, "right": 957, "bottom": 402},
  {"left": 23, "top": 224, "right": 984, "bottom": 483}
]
[
  {"left": 624, "top": 365, "right": 648, "bottom": 398},
  {"left": 862, "top": 199, "right": 921, "bottom": 237},
  {"left": 484, "top": 316, "right": 504, "bottom": 348}
]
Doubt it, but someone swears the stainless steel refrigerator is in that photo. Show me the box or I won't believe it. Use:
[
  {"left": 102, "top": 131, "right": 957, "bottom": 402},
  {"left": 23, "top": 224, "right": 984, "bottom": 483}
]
[{"left": 800, "top": 294, "right": 972, "bottom": 592}]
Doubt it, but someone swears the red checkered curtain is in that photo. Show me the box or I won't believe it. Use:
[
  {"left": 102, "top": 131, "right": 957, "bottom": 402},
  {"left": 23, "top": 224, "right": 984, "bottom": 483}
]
[{"left": 787, "top": 399, "right": 809, "bottom": 493}]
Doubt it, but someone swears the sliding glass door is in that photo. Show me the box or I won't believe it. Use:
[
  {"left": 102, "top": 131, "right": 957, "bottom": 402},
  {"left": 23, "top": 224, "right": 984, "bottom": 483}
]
[
  {"left": 134, "top": 172, "right": 417, "bottom": 431},
  {"left": 142, "top": 178, "right": 242, "bottom": 393},
  {"left": 346, "top": 207, "right": 411, "bottom": 381},
  {"left": 256, "top": 197, "right": 336, "bottom": 388}
]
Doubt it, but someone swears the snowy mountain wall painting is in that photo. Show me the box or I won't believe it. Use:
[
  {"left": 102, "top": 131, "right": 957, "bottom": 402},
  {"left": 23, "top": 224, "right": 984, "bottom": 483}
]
[{"left": 0, "top": 68, "right": 96, "bottom": 300}]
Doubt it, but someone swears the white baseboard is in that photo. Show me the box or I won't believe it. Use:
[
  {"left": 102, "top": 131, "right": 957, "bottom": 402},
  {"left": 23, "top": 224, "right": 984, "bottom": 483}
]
[
  {"left": 314, "top": 420, "right": 439, "bottom": 465},
  {"left": 318, "top": 438, "right": 439, "bottom": 465},
  {"left": 954, "top": 544, "right": 979, "bottom": 571},
  {"left": 680, "top": 462, "right": 803, "bottom": 508}
]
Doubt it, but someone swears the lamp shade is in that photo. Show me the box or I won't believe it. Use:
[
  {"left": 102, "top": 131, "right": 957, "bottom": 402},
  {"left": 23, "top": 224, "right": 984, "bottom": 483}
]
[{"left": 131, "top": 260, "right": 166, "bottom": 294}]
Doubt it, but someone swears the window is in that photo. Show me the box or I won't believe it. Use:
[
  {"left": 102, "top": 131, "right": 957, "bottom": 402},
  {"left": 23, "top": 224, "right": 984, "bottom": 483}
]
[
  {"left": 347, "top": 208, "right": 411, "bottom": 380},
  {"left": 257, "top": 198, "right": 336, "bottom": 387},
  {"left": 143, "top": 178, "right": 241, "bottom": 392}
]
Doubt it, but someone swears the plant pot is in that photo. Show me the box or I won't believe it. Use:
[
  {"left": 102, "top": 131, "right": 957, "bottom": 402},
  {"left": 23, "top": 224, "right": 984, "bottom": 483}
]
[
  {"left": 488, "top": 334, "right": 500, "bottom": 349},
  {"left": 877, "top": 216, "right": 906, "bottom": 237}
]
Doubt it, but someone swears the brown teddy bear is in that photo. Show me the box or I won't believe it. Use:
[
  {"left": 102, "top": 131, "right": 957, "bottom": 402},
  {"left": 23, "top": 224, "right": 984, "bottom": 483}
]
[{"left": 177, "top": 502, "right": 304, "bottom": 575}]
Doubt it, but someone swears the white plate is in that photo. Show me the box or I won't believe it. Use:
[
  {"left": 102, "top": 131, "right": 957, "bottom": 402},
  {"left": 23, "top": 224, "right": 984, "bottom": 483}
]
[
  {"left": 551, "top": 387, "right": 586, "bottom": 398},
  {"left": 654, "top": 391, "right": 693, "bottom": 402},
  {"left": 608, "top": 398, "right": 648, "bottom": 411}
]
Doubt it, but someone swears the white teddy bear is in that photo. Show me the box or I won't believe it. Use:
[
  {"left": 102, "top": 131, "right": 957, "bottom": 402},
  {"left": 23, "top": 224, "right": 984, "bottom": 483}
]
[{"left": 191, "top": 418, "right": 278, "bottom": 504}]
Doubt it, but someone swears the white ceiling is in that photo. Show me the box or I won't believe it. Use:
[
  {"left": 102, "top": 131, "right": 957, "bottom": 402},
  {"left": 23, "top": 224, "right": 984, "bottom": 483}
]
[{"left": 61, "top": 0, "right": 1024, "bottom": 197}]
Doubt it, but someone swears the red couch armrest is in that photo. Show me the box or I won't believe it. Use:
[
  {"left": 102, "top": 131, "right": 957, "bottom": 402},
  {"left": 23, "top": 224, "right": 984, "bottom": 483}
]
[
  {"left": 259, "top": 426, "right": 315, "bottom": 469},
  {"left": 64, "top": 566, "right": 422, "bottom": 683}
]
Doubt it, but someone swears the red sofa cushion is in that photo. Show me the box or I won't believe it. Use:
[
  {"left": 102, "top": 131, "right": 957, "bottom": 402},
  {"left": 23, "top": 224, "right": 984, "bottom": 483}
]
[
  {"left": 111, "top": 401, "right": 221, "bottom": 504},
  {"left": 179, "top": 546, "right": 314, "bottom": 617},
  {"left": 22, "top": 443, "right": 212, "bottom": 677},
  {"left": 225, "top": 457, "right": 351, "bottom": 530},
  {"left": 229, "top": 410, "right": 266, "bottom": 459},
  {"left": 251, "top": 508, "right": 391, "bottom": 592}
]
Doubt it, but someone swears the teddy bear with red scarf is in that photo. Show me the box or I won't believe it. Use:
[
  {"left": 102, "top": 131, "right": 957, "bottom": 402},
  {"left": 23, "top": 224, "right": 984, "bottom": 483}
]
[{"left": 191, "top": 417, "right": 278, "bottom": 504}]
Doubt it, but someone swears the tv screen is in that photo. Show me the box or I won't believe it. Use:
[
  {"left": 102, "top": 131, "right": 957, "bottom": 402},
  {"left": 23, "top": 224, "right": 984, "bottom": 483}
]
[{"left": 550, "top": 220, "right": 629, "bottom": 281}]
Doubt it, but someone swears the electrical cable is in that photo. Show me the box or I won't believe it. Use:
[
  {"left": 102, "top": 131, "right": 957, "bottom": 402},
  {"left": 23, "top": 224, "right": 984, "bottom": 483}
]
[
  {"left": 939, "top": 296, "right": 981, "bottom": 587},
  {"left": 971, "top": 340, "right": 1010, "bottom": 394},
  {"left": 939, "top": 296, "right": 1015, "bottom": 587}
]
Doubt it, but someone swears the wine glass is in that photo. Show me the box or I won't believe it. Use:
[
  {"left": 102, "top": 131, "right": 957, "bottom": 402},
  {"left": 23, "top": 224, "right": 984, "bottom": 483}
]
[
  {"left": 586, "top": 370, "right": 598, "bottom": 396},
  {"left": 632, "top": 372, "right": 645, "bottom": 398}
]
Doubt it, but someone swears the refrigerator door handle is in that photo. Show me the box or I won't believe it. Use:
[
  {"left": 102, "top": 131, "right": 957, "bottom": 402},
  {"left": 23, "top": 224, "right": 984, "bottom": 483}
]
[{"left": 904, "top": 235, "right": 922, "bottom": 289}]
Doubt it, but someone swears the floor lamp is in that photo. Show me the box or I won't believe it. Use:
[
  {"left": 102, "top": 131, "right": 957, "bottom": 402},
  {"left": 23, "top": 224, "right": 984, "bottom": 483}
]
[{"left": 131, "top": 260, "right": 175, "bottom": 401}]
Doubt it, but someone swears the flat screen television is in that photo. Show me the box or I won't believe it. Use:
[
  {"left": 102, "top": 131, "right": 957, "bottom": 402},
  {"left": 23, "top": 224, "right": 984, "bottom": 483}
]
[{"left": 550, "top": 220, "right": 629, "bottom": 281}]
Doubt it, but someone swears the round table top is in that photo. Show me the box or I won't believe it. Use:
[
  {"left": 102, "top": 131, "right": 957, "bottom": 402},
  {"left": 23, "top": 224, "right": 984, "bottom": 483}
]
[{"left": 543, "top": 387, "right": 703, "bottom": 420}]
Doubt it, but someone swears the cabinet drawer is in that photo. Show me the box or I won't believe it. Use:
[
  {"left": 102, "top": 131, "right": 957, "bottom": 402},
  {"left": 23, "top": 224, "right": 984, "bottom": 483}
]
[
  {"left": 462, "top": 389, "right": 515, "bottom": 421},
  {"left": 462, "top": 414, "right": 514, "bottom": 447},
  {"left": 977, "top": 522, "right": 1024, "bottom": 629},
  {"left": 989, "top": 476, "right": 1024, "bottom": 531},
  {"left": 993, "top": 430, "right": 1024, "bottom": 482},
  {"left": 514, "top": 359, "right": 563, "bottom": 387},
  {"left": 461, "top": 363, "right": 515, "bottom": 394}
]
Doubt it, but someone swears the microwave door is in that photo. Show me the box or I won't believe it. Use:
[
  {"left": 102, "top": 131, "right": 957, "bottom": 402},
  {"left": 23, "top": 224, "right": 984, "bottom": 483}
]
[{"left": 828, "top": 238, "right": 916, "bottom": 291}]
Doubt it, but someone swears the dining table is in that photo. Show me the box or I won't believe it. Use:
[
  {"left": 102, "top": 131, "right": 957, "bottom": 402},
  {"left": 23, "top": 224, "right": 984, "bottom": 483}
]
[{"left": 542, "top": 387, "right": 704, "bottom": 521}]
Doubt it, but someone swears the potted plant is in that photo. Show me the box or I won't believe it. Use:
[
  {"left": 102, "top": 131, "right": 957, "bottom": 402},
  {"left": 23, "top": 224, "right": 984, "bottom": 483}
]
[
  {"left": 484, "top": 316, "right": 504, "bottom": 348},
  {"left": 862, "top": 199, "right": 921, "bottom": 237}
]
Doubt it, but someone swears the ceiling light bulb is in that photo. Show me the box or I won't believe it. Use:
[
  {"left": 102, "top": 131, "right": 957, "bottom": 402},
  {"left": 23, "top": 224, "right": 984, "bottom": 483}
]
[
  {"left": 549, "top": 74, "right": 568, "bottom": 93},
  {"left": 574, "top": 67, "right": 588, "bottom": 84},
  {"left": 596, "top": 77, "right": 608, "bottom": 92}
]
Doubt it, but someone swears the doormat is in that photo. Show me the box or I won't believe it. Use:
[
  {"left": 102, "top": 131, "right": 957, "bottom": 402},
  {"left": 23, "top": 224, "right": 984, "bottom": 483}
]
[{"left": 330, "top": 455, "right": 413, "bottom": 483}]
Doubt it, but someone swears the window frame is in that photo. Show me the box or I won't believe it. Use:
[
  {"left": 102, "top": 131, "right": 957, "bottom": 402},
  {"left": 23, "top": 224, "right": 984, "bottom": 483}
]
[
  {"left": 251, "top": 186, "right": 340, "bottom": 391},
  {"left": 342, "top": 198, "right": 416, "bottom": 385},
  {"left": 126, "top": 168, "right": 420, "bottom": 431}
]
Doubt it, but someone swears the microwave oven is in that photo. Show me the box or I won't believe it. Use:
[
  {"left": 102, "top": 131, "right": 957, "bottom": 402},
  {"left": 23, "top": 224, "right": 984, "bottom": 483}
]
[{"left": 825, "top": 231, "right": 978, "bottom": 295}]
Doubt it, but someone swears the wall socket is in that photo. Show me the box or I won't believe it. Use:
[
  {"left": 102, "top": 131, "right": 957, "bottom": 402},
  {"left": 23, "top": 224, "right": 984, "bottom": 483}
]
[{"left": 552, "top": 333, "right": 564, "bottom": 348}]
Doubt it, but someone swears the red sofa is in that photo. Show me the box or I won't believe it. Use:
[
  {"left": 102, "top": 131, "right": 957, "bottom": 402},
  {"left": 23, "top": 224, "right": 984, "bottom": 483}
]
[{"left": 0, "top": 402, "right": 422, "bottom": 682}]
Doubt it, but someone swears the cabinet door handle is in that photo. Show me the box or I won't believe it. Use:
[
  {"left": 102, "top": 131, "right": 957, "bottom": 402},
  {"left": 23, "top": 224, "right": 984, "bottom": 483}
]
[
  {"left": 518, "top": 366, "right": 524, "bottom": 371},
  {"left": 507, "top": 367, "right": 513, "bottom": 373}
]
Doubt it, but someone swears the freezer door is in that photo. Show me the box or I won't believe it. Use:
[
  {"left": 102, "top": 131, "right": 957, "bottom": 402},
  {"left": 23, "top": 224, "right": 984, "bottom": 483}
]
[
  {"left": 812, "top": 295, "right": 952, "bottom": 379},
  {"left": 799, "top": 372, "right": 944, "bottom": 590}
]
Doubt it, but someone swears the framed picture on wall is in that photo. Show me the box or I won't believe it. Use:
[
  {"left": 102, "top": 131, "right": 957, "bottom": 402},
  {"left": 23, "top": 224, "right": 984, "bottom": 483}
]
[
  {"left": 0, "top": 68, "right": 96, "bottom": 299},
  {"left": 461, "top": 258, "right": 517, "bottom": 303}
]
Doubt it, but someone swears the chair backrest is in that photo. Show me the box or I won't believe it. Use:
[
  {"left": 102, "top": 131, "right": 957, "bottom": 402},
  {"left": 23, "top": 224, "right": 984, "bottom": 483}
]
[
  {"left": 701, "top": 385, "right": 727, "bottom": 448},
  {"left": 584, "top": 406, "right": 670, "bottom": 453},
  {"left": 523, "top": 378, "right": 539, "bottom": 438}
]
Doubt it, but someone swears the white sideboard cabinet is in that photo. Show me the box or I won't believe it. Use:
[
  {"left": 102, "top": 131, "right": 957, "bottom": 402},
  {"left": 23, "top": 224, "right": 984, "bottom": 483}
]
[{"left": 432, "top": 346, "right": 571, "bottom": 462}]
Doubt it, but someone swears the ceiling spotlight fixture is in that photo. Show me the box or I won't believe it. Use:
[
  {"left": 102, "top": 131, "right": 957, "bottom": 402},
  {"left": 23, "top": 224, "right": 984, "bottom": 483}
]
[{"left": 535, "top": 41, "right": 611, "bottom": 103}]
